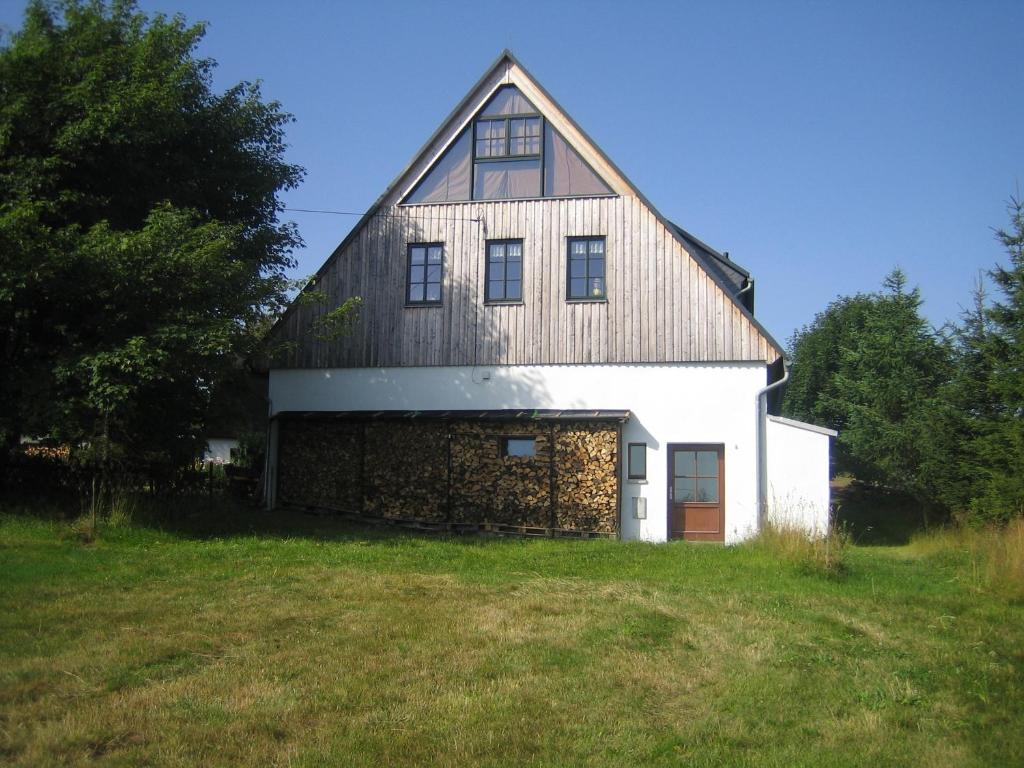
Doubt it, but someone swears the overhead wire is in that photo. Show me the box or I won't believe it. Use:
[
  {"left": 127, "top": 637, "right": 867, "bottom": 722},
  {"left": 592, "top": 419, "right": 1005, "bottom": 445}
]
[{"left": 284, "top": 207, "right": 481, "bottom": 223}]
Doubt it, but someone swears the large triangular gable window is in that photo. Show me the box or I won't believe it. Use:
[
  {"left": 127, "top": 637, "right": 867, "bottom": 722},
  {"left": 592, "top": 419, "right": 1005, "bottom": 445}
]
[{"left": 405, "top": 85, "right": 612, "bottom": 204}]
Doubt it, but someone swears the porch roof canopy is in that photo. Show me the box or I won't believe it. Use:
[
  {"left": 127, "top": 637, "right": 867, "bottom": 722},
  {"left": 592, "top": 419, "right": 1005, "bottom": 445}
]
[{"left": 275, "top": 409, "right": 631, "bottom": 422}]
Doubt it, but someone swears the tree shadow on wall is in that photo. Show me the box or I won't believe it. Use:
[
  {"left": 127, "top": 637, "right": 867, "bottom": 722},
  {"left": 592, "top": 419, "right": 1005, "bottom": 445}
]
[{"left": 285, "top": 205, "right": 560, "bottom": 409}]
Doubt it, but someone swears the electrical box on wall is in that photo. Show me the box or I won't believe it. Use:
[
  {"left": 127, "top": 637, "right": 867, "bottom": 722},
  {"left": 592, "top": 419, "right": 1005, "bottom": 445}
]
[{"left": 632, "top": 496, "right": 647, "bottom": 519}]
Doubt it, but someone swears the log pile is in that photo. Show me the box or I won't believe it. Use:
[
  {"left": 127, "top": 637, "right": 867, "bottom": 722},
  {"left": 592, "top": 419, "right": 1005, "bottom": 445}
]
[
  {"left": 277, "top": 419, "right": 361, "bottom": 510},
  {"left": 363, "top": 421, "right": 448, "bottom": 521},
  {"left": 554, "top": 423, "right": 618, "bottom": 533},
  {"left": 449, "top": 422, "right": 552, "bottom": 527},
  {"left": 275, "top": 417, "right": 619, "bottom": 534}
]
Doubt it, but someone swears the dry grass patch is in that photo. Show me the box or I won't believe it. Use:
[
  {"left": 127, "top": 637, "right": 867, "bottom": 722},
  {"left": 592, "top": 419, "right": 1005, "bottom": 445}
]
[{"left": 908, "top": 517, "right": 1024, "bottom": 600}]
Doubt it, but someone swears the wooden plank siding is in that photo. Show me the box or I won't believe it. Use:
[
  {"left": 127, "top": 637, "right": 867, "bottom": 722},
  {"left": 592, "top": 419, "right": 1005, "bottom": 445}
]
[{"left": 271, "top": 194, "right": 780, "bottom": 369}]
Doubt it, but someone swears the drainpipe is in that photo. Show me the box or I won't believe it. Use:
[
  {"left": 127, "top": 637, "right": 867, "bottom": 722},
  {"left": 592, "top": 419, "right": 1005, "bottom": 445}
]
[
  {"left": 263, "top": 398, "right": 275, "bottom": 510},
  {"left": 755, "top": 359, "right": 790, "bottom": 531}
]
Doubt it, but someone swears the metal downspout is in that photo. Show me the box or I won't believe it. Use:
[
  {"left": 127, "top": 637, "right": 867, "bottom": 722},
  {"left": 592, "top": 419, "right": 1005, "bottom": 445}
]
[
  {"left": 263, "top": 398, "right": 275, "bottom": 510},
  {"left": 755, "top": 359, "right": 790, "bottom": 531}
]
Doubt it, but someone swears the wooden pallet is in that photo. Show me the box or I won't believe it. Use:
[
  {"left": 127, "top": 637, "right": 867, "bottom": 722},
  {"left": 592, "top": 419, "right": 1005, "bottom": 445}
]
[{"left": 281, "top": 503, "right": 617, "bottom": 540}]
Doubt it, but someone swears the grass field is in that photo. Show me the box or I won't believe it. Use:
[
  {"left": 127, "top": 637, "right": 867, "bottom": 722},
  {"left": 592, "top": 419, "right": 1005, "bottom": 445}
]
[{"left": 1, "top": 502, "right": 1021, "bottom": 767}]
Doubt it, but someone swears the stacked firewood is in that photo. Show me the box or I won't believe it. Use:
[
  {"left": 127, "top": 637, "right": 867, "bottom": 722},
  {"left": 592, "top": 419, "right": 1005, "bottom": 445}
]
[
  {"left": 449, "top": 422, "right": 551, "bottom": 526},
  {"left": 277, "top": 420, "right": 361, "bottom": 510},
  {"left": 554, "top": 424, "right": 618, "bottom": 533},
  {"left": 276, "top": 417, "right": 619, "bottom": 534},
  {"left": 363, "top": 421, "right": 448, "bottom": 521}
]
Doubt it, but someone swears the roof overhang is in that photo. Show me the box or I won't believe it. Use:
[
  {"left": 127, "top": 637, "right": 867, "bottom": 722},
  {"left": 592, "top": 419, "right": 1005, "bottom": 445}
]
[{"left": 275, "top": 409, "right": 631, "bottom": 422}]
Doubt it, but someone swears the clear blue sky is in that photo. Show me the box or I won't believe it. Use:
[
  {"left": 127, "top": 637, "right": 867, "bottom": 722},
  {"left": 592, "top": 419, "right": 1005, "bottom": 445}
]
[{"left": 2, "top": 0, "right": 1021, "bottom": 346}]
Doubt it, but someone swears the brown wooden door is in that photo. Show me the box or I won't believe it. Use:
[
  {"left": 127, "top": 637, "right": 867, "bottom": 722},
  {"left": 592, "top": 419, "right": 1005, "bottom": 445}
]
[{"left": 668, "top": 445, "right": 724, "bottom": 541}]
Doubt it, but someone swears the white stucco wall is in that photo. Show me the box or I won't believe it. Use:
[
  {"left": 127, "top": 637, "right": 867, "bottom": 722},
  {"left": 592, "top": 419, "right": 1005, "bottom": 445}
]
[
  {"left": 765, "top": 416, "right": 836, "bottom": 535},
  {"left": 269, "top": 362, "right": 769, "bottom": 544}
]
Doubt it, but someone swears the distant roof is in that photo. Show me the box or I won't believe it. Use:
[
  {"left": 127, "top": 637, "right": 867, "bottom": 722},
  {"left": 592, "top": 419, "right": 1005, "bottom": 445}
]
[
  {"left": 767, "top": 415, "right": 838, "bottom": 437},
  {"left": 669, "top": 221, "right": 750, "bottom": 294},
  {"left": 276, "top": 409, "right": 631, "bottom": 422}
]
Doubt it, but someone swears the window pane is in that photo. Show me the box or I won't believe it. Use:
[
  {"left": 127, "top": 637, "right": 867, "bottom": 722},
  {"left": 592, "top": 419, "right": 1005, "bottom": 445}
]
[
  {"left": 506, "top": 260, "right": 521, "bottom": 280},
  {"left": 510, "top": 119, "right": 526, "bottom": 137},
  {"left": 525, "top": 117, "right": 541, "bottom": 136},
  {"left": 488, "top": 280, "right": 505, "bottom": 300},
  {"left": 589, "top": 258, "right": 604, "bottom": 277},
  {"left": 506, "top": 242, "right": 522, "bottom": 259},
  {"left": 489, "top": 246, "right": 505, "bottom": 264},
  {"left": 524, "top": 136, "right": 541, "bottom": 154},
  {"left": 408, "top": 284, "right": 424, "bottom": 303},
  {"left": 428, "top": 246, "right": 443, "bottom": 263},
  {"left": 674, "top": 478, "right": 696, "bottom": 502},
  {"left": 481, "top": 120, "right": 505, "bottom": 139},
  {"left": 473, "top": 159, "right": 540, "bottom": 200},
  {"left": 570, "top": 259, "right": 586, "bottom": 278},
  {"left": 410, "top": 247, "right": 425, "bottom": 265},
  {"left": 506, "top": 280, "right": 521, "bottom": 299},
  {"left": 697, "top": 451, "right": 718, "bottom": 477},
  {"left": 572, "top": 240, "right": 588, "bottom": 256},
  {"left": 407, "top": 127, "right": 472, "bottom": 203},
  {"left": 510, "top": 138, "right": 527, "bottom": 155},
  {"left": 569, "top": 278, "right": 586, "bottom": 297},
  {"left": 543, "top": 123, "right": 614, "bottom": 198},
  {"left": 696, "top": 477, "right": 719, "bottom": 503},
  {"left": 589, "top": 239, "right": 605, "bottom": 255},
  {"left": 589, "top": 277, "right": 605, "bottom": 297},
  {"left": 505, "top": 438, "right": 535, "bottom": 457},
  {"left": 629, "top": 444, "right": 646, "bottom": 478},
  {"left": 410, "top": 265, "right": 424, "bottom": 284},
  {"left": 674, "top": 451, "right": 696, "bottom": 477},
  {"left": 426, "top": 265, "right": 441, "bottom": 283}
]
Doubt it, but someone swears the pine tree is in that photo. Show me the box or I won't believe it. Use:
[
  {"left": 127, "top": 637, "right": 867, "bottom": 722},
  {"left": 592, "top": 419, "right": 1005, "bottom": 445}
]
[{"left": 969, "top": 198, "right": 1024, "bottom": 522}]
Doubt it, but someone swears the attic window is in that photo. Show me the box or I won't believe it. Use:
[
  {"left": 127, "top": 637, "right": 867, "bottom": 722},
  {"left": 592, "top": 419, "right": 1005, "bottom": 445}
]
[
  {"left": 404, "top": 85, "right": 613, "bottom": 204},
  {"left": 475, "top": 117, "right": 541, "bottom": 158},
  {"left": 474, "top": 87, "right": 543, "bottom": 200}
]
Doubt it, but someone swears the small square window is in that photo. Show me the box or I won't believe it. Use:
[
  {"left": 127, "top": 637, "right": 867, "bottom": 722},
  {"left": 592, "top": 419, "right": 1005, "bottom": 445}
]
[
  {"left": 628, "top": 443, "right": 647, "bottom": 480},
  {"left": 501, "top": 437, "right": 536, "bottom": 457},
  {"left": 407, "top": 243, "right": 443, "bottom": 305},
  {"left": 567, "top": 237, "right": 606, "bottom": 300}
]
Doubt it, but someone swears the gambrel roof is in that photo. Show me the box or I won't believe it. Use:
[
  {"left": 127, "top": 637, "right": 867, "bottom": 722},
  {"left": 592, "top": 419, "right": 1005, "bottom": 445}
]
[{"left": 268, "top": 51, "right": 784, "bottom": 369}]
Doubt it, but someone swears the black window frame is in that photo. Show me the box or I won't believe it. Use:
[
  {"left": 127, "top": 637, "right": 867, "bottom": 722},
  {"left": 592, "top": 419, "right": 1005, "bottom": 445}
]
[
  {"left": 500, "top": 436, "right": 536, "bottom": 458},
  {"left": 474, "top": 115, "right": 542, "bottom": 160},
  {"left": 566, "top": 236, "right": 607, "bottom": 301},
  {"left": 627, "top": 442, "right": 647, "bottom": 480},
  {"left": 472, "top": 92, "right": 544, "bottom": 201},
  {"left": 485, "top": 239, "right": 525, "bottom": 304},
  {"left": 405, "top": 242, "right": 444, "bottom": 306}
]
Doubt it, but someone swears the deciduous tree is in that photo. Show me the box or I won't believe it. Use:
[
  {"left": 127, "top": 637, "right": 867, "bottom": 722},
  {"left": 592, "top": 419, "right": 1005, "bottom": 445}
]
[{"left": 0, "top": 0, "right": 303, "bottom": 469}]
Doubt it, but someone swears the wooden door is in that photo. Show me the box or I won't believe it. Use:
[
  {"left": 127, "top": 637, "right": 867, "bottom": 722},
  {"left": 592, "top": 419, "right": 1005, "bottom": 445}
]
[{"left": 668, "top": 445, "right": 724, "bottom": 542}]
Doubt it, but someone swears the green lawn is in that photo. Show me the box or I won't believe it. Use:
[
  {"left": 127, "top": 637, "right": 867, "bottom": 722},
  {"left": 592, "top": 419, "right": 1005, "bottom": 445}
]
[{"left": 1, "top": 505, "right": 1021, "bottom": 767}]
